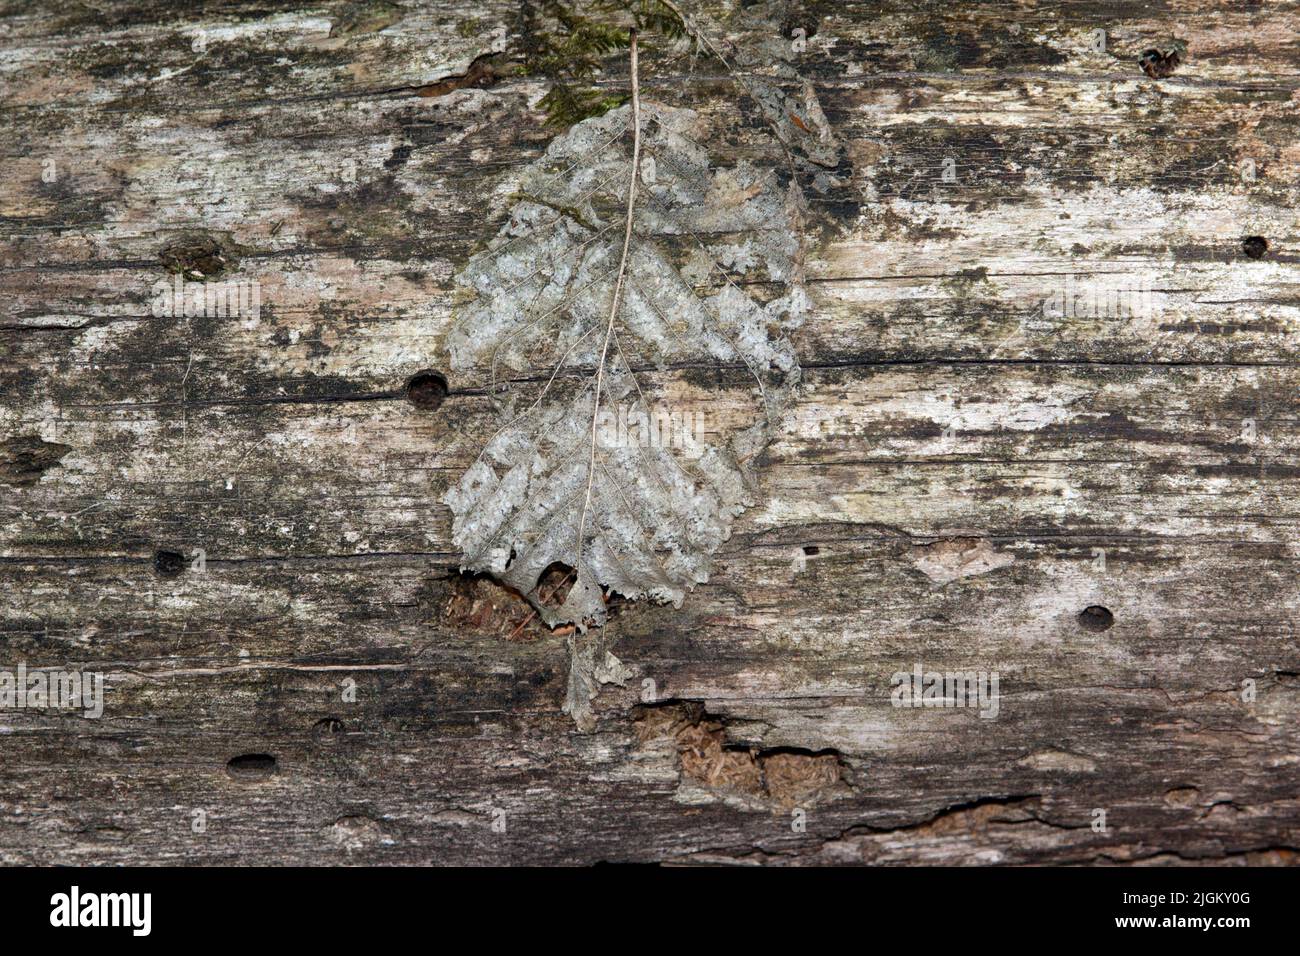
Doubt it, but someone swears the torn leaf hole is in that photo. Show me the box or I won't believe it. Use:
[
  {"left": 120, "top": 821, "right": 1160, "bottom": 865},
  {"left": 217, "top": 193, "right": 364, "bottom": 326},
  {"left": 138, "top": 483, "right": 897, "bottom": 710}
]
[
  {"left": 442, "top": 568, "right": 569, "bottom": 642},
  {"left": 536, "top": 562, "right": 576, "bottom": 608}
]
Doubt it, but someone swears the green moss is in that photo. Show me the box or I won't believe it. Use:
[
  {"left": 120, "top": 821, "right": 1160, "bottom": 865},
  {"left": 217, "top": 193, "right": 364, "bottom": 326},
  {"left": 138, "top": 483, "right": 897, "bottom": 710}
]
[
  {"left": 523, "top": 0, "right": 690, "bottom": 128},
  {"left": 537, "top": 85, "right": 629, "bottom": 128}
]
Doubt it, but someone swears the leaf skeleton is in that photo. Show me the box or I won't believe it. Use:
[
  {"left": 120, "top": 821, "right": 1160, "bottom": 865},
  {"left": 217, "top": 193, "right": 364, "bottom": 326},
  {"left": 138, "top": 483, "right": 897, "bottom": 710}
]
[{"left": 443, "top": 10, "right": 839, "bottom": 730}]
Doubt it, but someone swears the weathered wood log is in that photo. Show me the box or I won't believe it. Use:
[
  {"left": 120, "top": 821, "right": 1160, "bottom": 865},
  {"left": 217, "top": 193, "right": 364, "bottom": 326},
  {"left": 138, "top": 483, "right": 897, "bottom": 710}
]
[{"left": 1, "top": 0, "right": 1298, "bottom": 864}]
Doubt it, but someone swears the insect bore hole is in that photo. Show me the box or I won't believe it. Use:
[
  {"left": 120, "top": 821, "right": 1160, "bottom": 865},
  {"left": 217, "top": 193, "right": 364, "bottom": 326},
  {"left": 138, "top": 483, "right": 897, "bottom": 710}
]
[
  {"left": 226, "top": 753, "right": 278, "bottom": 780},
  {"left": 1138, "top": 48, "right": 1182, "bottom": 79},
  {"left": 1242, "top": 236, "right": 1268, "bottom": 259},
  {"left": 1078, "top": 605, "right": 1115, "bottom": 632},
  {"left": 154, "top": 549, "right": 185, "bottom": 577},
  {"left": 406, "top": 370, "right": 448, "bottom": 411},
  {"left": 312, "top": 717, "right": 344, "bottom": 736}
]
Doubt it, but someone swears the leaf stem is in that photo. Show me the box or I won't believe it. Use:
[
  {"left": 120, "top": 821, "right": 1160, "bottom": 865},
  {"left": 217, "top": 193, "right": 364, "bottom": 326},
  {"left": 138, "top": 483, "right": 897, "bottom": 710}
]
[{"left": 575, "top": 28, "right": 641, "bottom": 597}]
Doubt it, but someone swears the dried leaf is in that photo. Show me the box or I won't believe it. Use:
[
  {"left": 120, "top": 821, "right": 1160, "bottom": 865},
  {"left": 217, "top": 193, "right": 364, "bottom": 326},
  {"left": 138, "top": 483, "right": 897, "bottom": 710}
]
[{"left": 443, "top": 60, "right": 813, "bottom": 728}]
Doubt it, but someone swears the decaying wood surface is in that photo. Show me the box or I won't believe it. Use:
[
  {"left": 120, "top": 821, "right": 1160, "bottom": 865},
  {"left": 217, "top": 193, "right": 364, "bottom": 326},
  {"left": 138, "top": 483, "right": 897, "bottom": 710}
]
[{"left": 1, "top": 0, "right": 1298, "bottom": 865}]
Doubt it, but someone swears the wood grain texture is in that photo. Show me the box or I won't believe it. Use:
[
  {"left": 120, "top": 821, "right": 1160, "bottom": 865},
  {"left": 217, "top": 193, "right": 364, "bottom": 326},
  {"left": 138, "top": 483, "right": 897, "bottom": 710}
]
[{"left": 1, "top": 0, "right": 1298, "bottom": 865}]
